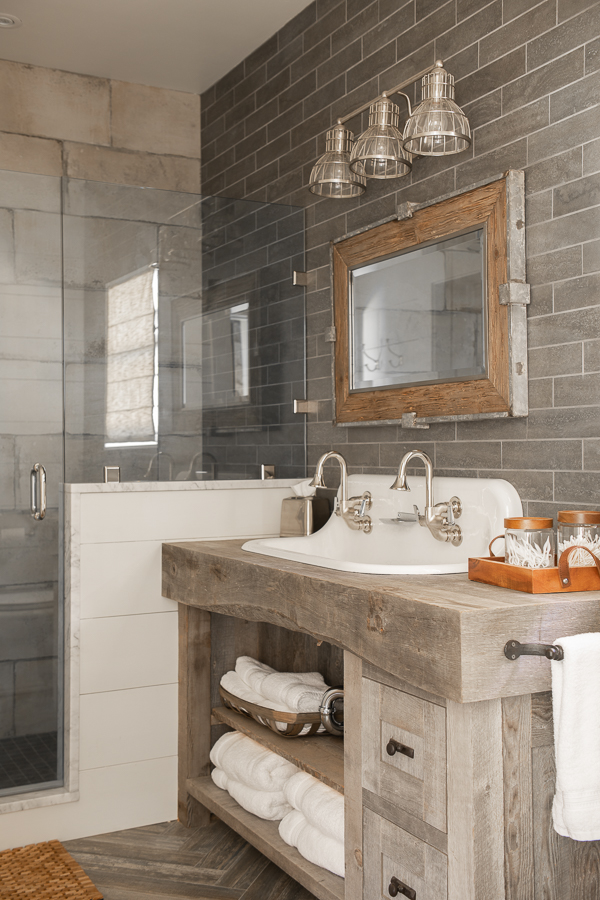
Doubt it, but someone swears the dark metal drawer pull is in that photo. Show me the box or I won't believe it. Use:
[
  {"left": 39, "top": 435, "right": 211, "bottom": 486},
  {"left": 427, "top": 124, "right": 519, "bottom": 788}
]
[
  {"left": 386, "top": 738, "right": 415, "bottom": 759},
  {"left": 389, "top": 876, "right": 416, "bottom": 899}
]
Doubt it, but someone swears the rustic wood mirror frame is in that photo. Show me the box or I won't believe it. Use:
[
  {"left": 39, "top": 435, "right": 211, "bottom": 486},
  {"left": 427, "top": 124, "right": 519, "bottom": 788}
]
[{"left": 332, "top": 171, "right": 529, "bottom": 426}]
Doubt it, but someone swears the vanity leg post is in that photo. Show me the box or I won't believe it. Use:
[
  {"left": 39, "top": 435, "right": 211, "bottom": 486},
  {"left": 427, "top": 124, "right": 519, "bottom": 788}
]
[
  {"left": 345, "top": 650, "right": 363, "bottom": 900},
  {"left": 178, "top": 604, "right": 211, "bottom": 828}
]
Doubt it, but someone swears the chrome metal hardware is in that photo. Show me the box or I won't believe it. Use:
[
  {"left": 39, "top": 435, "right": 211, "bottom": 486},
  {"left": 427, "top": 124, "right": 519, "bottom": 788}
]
[
  {"left": 293, "top": 399, "right": 318, "bottom": 414},
  {"left": 386, "top": 738, "right": 415, "bottom": 759},
  {"left": 504, "top": 640, "right": 564, "bottom": 661},
  {"left": 310, "top": 452, "right": 372, "bottom": 533},
  {"left": 293, "top": 271, "right": 308, "bottom": 286},
  {"left": 261, "top": 464, "right": 275, "bottom": 480},
  {"left": 390, "top": 450, "right": 462, "bottom": 545},
  {"left": 320, "top": 687, "right": 344, "bottom": 736},
  {"left": 104, "top": 466, "right": 120, "bottom": 483},
  {"left": 389, "top": 876, "right": 416, "bottom": 899},
  {"left": 30, "top": 463, "right": 46, "bottom": 520},
  {"left": 380, "top": 506, "right": 421, "bottom": 525}
]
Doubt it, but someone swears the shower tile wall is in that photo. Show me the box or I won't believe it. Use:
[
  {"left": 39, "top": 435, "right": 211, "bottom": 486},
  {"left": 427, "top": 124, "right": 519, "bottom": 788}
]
[
  {"left": 0, "top": 170, "right": 61, "bottom": 752},
  {"left": 201, "top": 0, "right": 600, "bottom": 514}
]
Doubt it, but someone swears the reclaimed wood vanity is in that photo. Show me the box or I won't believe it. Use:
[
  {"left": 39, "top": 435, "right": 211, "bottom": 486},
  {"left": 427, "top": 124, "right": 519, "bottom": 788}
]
[{"left": 162, "top": 538, "right": 600, "bottom": 900}]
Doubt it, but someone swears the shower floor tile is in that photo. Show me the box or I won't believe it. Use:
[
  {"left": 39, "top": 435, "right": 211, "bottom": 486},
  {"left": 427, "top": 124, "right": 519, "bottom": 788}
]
[{"left": 0, "top": 731, "right": 58, "bottom": 791}]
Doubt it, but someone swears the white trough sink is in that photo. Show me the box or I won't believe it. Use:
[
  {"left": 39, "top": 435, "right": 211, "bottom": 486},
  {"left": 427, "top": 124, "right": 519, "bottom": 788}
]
[{"left": 243, "top": 474, "right": 522, "bottom": 575}]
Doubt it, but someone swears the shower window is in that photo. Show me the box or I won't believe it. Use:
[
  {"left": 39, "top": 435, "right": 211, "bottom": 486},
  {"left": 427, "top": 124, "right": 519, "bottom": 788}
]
[{"left": 105, "top": 266, "right": 159, "bottom": 448}]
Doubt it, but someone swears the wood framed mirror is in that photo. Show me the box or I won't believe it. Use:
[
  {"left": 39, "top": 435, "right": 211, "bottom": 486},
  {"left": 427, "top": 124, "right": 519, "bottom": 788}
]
[{"left": 332, "top": 172, "right": 529, "bottom": 425}]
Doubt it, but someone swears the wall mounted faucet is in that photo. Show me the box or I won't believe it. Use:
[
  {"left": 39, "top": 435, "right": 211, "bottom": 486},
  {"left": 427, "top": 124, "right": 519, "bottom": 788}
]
[
  {"left": 310, "top": 451, "right": 372, "bottom": 533},
  {"left": 390, "top": 450, "right": 462, "bottom": 545}
]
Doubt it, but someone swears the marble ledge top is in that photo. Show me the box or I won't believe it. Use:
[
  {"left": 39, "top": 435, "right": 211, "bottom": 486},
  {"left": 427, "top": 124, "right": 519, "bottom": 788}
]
[{"left": 64, "top": 478, "right": 300, "bottom": 494}]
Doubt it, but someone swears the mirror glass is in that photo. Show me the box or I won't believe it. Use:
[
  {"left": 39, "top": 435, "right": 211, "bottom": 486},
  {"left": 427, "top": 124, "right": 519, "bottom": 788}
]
[{"left": 349, "top": 227, "right": 486, "bottom": 392}]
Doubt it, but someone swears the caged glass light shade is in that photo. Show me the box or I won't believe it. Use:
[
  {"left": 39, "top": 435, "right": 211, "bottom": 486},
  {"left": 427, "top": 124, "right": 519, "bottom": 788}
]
[
  {"left": 309, "top": 124, "right": 367, "bottom": 198},
  {"left": 403, "top": 65, "right": 471, "bottom": 156},
  {"left": 349, "top": 98, "right": 412, "bottom": 179}
]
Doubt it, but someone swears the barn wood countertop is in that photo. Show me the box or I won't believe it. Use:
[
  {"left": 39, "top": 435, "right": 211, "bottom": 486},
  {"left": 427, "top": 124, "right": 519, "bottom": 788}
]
[{"left": 162, "top": 539, "right": 600, "bottom": 703}]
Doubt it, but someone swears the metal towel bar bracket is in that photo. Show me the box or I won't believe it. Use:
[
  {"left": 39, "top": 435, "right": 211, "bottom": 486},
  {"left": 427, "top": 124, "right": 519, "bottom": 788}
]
[{"left": 504, "top": 640, "right": 564, "bottom": 661}]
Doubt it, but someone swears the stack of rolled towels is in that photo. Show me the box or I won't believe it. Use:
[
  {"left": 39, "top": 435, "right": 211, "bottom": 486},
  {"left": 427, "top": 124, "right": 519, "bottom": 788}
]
[
  {"left": 220, "top": 656, "right": 330, "bottom": 734},
  {"left": 210, "top": 732, "right": 344, "bottom": 878}
]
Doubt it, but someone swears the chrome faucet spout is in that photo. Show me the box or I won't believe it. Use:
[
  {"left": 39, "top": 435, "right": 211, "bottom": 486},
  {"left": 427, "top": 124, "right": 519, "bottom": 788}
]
[
  {"left": 390, "top": 450, "right": 462, "bottom": 546},
  {"left": 310, "top": 451, "right": 372, "bottom": 533}
]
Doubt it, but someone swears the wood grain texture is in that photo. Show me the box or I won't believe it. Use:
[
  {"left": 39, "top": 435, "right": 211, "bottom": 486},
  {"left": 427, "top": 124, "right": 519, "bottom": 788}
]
[
  {"left": 363, "top": 807, "right": 448, "bottom": 900},
  {"left": 187, "top": 776, "right": 344, "bottom": 900},
  {"left": 178, "top": 604, "right": 211, "bottom": 828},
  {"left": 64, "top": 818, "right": 316, "bottom": 900},
  {"left": 362, "top": 677, "right": 447, "bottom": 833},
  {"left": 447, "top": 698, "right": 504, "bottom": 900},
  {"left": 502, "top": 695, "right": 534, "bottom": 900},
  {"left": 531, "top": 746, "right": 567, "bottom": 900},
  {"left": 333, "top": 177, "right": 510, "bottom": 424},
  {"left": 469, "top": 556, "right": 600, "bottom": 593},
  {"left": 362, "top": 789, "right": 448, "bottom": 855},
  {"left": 212, "top": 706, "right": 344, "bottom": 792},
  {"left": 344, "top": 652, "right": 362, "bottom": 900},
  {"left": 163, "top": 539, "right": 600, "bottom": 702}
]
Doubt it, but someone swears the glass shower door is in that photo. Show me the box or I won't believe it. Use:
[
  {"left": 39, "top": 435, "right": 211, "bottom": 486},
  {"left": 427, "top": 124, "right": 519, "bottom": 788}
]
[{"left": 0, "top": 169, "right": 64, "bottom": 795}]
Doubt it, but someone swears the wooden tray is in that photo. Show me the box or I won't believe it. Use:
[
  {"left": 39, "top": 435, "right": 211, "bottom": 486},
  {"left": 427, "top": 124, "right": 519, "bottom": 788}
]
[
  {"left": 468, "top": 556, "right": 600, "bottom": 593},
  {"left": 219, "top": 686, "right": 322, "bottom": 737}
]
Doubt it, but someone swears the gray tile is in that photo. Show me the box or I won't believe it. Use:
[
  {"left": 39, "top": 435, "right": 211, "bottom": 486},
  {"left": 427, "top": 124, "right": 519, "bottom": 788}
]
[
  {"left": 555, "top": 471, "right": 600, "bottom": 505},
  {"left": 584, "top": 438, "right": 600, "bottom": 469},
  {"left": 332, "top": 2, "right": 378, "bottom": 55},
  {"left": 457, "top": 48, "right": 526, "bottom": 106},
  {"left": 292, "top": 37, "right": 332, "bottom": 83},
  {"left": 585, "top": 339, "right": 600, "bottom": 372},
  {"left": 583, "top": 239, "right": 600, "bottom": 274},
  {"left": 480, "top": 0, "right": 556, "bottom": 66},
  {"left": 347, "top": 41, "right": 396, "bottom": 93},
  {"left": 458, "top": 0, "right": 497, "bottom": 21},
  {"left": 527, "top": 404, "right": 600, "bottom": 438},
  {"left": 317, "top": 38, "right": 362, "bottom": 88},
  {"left": 474, "top": 98, "right": 548, "bottom": 156},
  {"left": 503, "top": 438, "right": 581, "bottom": 470},
  {"left": 266, "top": 36, "right": 304, "bottom": 81},
  {"left": 528, "top": 306, "right": 600, "bottom": 348},
  {"left": 503, "top": 48, "right": 584, "bottom": 115},
  {"left": 586, "top": 36, "right": 600, "bottom": 74},
  {"left": 529, "top": 342, "right": 582, "bottom": 377},
  {"left": 527, "top": 206, "right": 600, "bottom": 257},
  {"left": 436, "top": 2, "right": 502, "bottom": 61},
  {"left": 558, "top": 0, "right": 598, "bottom": 22},
  {"left": 455, "top": 138, "right": 527, "bottom": 189},
  {"left": 395, "top": 0, "right": 456, "bottom": 62},
  {"left": 528, "top": 6, "right": 600, "bottom": 70},
  {"left": 525, "top": 190, "right": 552, "bottom": 225},
  {"left": 530, "top": 105, "right": 600, "bottom": 166},
  {"left": 525, "top": 147, "right": 582, "bottom": 195},
  {"left": 554, "top": 372, "right": 600, "bottom": 407},
  {"left": 457, "top": 416, "right": 528, "bottom": 439},
  {"left": 584, "top": 137, "right": 600, "bottom": 176},
  {"left": 485, "top": 468, "right": 554, "bottom": 500},
  {"left": 364, "top": 1, "right": 414, "bottom": 56},
  {"left": 554, "top": 172, "right": 600, "bottom": 218},
  {"left": 529, "top": 284, "right": 554, "bottom": 317},
  {"left": 528, "top": 377, "right": 553, "bottom": 408},
  {"left": 551, "top": 70, "right": 600, "bottom": 124},
  {"left": 527, "top": 246, "right": 582, "bottom": 285},
  {"left": 435, "top": 441, "right": 502, "bottom": 468},
  {"left": 554, "top": 272, "right": 600, "bottom": 312}
]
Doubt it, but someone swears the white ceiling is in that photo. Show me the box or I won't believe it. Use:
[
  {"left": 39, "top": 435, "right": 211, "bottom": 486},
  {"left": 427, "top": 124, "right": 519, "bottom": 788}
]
[{"left": 0, "top": 0, "right": 312, "bottom": 94}]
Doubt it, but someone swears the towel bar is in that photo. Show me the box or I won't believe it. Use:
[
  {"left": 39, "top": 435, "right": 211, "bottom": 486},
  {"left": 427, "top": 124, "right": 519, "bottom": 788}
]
[{"left": 504, "top": 640, "right": 564, "bottom": 661}]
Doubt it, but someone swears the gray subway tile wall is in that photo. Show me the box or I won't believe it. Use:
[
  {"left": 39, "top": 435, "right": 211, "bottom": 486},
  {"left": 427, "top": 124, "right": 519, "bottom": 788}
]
[{"left": 202, "top": 0, "right": 600, "bottom": 514}]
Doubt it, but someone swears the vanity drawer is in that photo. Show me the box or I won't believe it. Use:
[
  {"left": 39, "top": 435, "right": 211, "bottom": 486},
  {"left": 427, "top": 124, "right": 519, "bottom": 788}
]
[
  {"left": 362, "top": 677, "right": 447, "bottom": 833},
  {"left": 363, "top": 807, "right": 447, "bottom": 900}
]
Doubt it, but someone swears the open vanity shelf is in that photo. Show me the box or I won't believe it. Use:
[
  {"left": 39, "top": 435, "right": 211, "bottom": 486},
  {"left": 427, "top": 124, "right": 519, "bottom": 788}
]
[
  {"left": 212, "top": 705, "right": 344, "bottom": 793},
  {"left": 188, "top": 776, "right": 344, "bottom": 900}
]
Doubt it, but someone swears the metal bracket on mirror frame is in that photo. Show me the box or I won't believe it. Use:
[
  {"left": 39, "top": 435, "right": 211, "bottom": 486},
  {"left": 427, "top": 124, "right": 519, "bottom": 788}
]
[{"left": 401, "top": 412, "right": 429, "bottom": 429}]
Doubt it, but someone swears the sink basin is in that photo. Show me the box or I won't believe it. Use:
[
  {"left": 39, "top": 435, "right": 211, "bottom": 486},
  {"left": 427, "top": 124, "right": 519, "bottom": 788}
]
[{"left": 243, "top": 474, "right": 522, "bottom": 575}]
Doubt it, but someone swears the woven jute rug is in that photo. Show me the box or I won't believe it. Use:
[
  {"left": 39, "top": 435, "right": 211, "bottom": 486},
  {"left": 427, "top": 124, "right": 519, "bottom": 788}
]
[{"left": 0, "top": 839, "right": 103, "bottom": 899}]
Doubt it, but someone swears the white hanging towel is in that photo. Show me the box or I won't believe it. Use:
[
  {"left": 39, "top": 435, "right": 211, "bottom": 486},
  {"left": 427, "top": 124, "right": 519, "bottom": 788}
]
[{"left": 552, "top": 632, "right": 600, "bottom": 840}]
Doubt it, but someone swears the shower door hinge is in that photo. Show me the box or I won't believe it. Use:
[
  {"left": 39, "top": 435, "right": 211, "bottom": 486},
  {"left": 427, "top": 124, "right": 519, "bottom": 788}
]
[
  {"left": 293, "top": 271, "right": 309, "bottom": 286},
  {"left": 294, "top": 399, "right": 318, "bottom": 415}
]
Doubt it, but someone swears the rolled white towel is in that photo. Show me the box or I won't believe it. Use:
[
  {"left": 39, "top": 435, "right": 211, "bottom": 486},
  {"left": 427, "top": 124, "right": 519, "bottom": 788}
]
[
  {"left": 279, "top": 809, "right": 344, "bottom": 878},
  {"left": 210, "top": 732, "right": 298, "bottom": 793},
  {"left": 211, "top": 767, "right": 292, "bottom": 821},
  {"left": 284, "top": 771, "right": 344, "bottom": 844},
  {"left": 235, "top": 656, "right": 329, "bottom": 713},
  {"left": 235, "top": 656, "right": 275, "bottom": 695},
  {"left": 220, "top": 670, "right": 326, "bottom": 735}
]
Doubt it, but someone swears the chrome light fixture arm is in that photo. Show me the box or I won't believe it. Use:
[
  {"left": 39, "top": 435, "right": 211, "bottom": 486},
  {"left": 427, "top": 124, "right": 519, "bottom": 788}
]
[
  {"left": 390, "top": 450, "right": 462, "bottom": 545},
  {"left": 309, "top": 451, "right": 372, "bottom": 533}
]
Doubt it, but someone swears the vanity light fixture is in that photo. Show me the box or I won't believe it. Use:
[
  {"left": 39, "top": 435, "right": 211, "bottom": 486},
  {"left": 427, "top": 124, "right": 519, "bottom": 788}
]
[
  {"left": 0, "top": 13, "right": 21, "bottom": 27},
  {"left": 309, "top": 59, "right": 471, "bottom": 198}
]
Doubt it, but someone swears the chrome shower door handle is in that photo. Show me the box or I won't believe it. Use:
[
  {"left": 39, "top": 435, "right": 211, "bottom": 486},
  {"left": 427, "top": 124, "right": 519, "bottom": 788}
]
[{"left": 30, "top": 463, "right": 47, "bottom": 520}]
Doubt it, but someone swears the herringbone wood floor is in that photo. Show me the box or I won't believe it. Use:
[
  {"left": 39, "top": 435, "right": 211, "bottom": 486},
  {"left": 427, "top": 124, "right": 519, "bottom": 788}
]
[{"left": 64, "top": 817, "right": 317, "bottom": 900}]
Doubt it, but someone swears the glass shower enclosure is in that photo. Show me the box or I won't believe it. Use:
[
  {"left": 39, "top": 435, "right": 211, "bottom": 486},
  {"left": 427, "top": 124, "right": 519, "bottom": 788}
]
[{"left": 0, "top": 172, "right": 305, "bottom": 796}]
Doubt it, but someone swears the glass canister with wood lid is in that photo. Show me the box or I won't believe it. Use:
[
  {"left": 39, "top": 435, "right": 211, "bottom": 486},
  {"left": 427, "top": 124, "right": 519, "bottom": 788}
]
[
  {"left": 490, "top": 516, "right": 556, "bottom": 568},
  {"left": 557, "top": 510, "right": 600, "bottom": 567}
]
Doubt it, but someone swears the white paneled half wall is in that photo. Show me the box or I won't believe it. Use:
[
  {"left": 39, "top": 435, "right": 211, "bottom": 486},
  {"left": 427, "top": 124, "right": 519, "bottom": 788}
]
[{"left": 0, "top": 478, "right": 297, "bottom": 848}]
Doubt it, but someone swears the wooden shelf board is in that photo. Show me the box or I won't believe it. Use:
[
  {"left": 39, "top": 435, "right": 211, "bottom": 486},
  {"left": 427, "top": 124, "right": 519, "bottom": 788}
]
[
  {"left": 187, "top": 776, "right": 344, "bottom": 900},
  {"left": 212, "top": 706, "right": 344, "bottom": 794}
]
